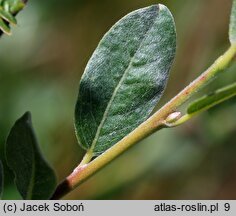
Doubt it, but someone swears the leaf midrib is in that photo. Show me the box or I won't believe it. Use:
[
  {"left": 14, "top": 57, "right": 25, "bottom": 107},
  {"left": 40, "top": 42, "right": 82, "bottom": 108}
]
[{"left": 88, "top": 10, "right": 159, "bottom": 155}]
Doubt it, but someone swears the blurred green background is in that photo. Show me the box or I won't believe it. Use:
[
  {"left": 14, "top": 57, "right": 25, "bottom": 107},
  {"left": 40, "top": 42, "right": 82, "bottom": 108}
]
[{"left": 0, "top": 0, "right": 236, "bottom": 199}]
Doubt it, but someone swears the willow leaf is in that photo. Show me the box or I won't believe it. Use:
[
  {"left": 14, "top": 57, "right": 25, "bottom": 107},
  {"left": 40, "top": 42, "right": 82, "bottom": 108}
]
[
  {"left": 75, "top": 4, "right": 176, "bottom": 156},
  {"left": 187, "top": 82, "right": 236, "bottom": 115},
  {"left": 6, "top": 112, "right": 57, "bottom": 200}
]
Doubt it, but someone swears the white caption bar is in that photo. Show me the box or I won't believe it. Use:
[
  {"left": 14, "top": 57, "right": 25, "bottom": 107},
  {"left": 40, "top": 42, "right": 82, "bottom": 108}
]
[{"left": 0, "top": 201, "right": 235, "bottom": 216}]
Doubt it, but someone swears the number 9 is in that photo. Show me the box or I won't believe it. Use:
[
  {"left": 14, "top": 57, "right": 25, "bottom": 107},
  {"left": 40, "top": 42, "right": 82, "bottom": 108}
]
[{"left": 224, "top": 203, "right": 230, "bottom": 211}]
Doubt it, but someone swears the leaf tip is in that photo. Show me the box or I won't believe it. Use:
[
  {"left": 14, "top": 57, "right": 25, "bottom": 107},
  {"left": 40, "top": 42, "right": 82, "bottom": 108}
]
[
  {"left": 20, "top": 111, "right": 32, "bottom": 123},
  {"left": 158, "top": 4, "right": 166, "bottom": 10},
  {"left": 158, "top": 4, "right": 172, "bottom": 13}
]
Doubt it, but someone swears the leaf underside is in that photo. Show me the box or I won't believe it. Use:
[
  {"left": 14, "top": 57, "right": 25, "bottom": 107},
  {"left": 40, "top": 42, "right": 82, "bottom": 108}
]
[
  {"left": 187, "top": 82, "right": 236, "bottom": 115},
  {"left": 75, "top": 4, "right": 176, "bottom": 156},
  {"left": 230, "top": 0, "right": 236, "bottom": 44},
  {"left": 0, "top": 161, "right": 3, "bottom": 199},
  {"left": 6, "top": 112, "right": 57, "bottom": 200}
]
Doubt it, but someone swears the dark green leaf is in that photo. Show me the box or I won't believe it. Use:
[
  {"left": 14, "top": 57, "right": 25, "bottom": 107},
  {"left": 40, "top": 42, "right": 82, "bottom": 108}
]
[
  {"left": 0, "top": 161, "right": 3, "bottom": 199},
  {"left": 75, "top": 4, "right": 176, "bottom": 156},
  {"left": 230, "top": 0, "right": 236, "bottom": 44},
  {"left": 6, "top": 112, "right": 57, "bottom": 200},
  {"left": 187, "top": 82, "right": 236, "bottom": 114}
]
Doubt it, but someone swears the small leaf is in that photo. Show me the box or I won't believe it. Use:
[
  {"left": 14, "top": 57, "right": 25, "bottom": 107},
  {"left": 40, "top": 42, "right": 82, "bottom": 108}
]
[
  {"left": 0, "top": 7, "right": 17, "bottom": 25},
  {"left": 0, "top": 0, "right": 27, "bottom": 35},
  {"left": 75, "top": 4, "right": 176, "bottom": 156},
  {"left": 187, "top": 82, "right": 236, "bottom": 115},
  {"left": 0, "top": 161, "right": 3, "bottom": 199},
  {"left": 0, "top": 17, "right": 11, "bottom": 35},
  {"left": 8, "top": 0, "right": 26, "bottom": 14},
  {"left": 6, "top": 112, "right": 57, "bottom": 200},
  {"left": 229, "top": 0, "right": 236, "bottom": 44}
]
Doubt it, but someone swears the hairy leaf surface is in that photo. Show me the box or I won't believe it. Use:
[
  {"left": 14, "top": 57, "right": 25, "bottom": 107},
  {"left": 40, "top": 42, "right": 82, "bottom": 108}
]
[
  {"left": 6, "top": 112, "right": 56, "bottom": 200},
  {"left": 75, "top": 4, "right": 176, "bottom": 156},
  {"left": 187, "top": 83, "right": 236, "bottom": 114}
]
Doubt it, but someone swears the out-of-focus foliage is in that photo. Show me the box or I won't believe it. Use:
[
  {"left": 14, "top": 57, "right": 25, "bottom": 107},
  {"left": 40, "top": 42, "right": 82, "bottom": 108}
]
[
  {"left": 0, "top": 0, "right": 236, "bottom": 199},
  {"left": 0, "top": 0, "right": 26, "bottom": 35}
]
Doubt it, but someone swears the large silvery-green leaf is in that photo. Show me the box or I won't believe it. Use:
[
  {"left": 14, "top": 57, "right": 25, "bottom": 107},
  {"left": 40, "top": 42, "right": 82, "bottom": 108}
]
[
  {"left": 6, "top": 112, "right": 57, "bottom": 200},
  {"left": 0, "top": 161, "right": 3, "bottom": 199},
  {"left": 75, "top": 4, "right": 176, "bottom": 156},
  {"left": 187, "top": 82, "right": 236, "bottom": 115},
  {"left": 230, "top": 0, "right": 236, "bottom": 44}
]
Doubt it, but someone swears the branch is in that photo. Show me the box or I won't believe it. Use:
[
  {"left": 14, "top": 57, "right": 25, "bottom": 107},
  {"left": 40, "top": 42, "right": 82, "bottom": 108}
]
[{"left": 51, "top": 43, "right": 236, "bottom": 200}]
